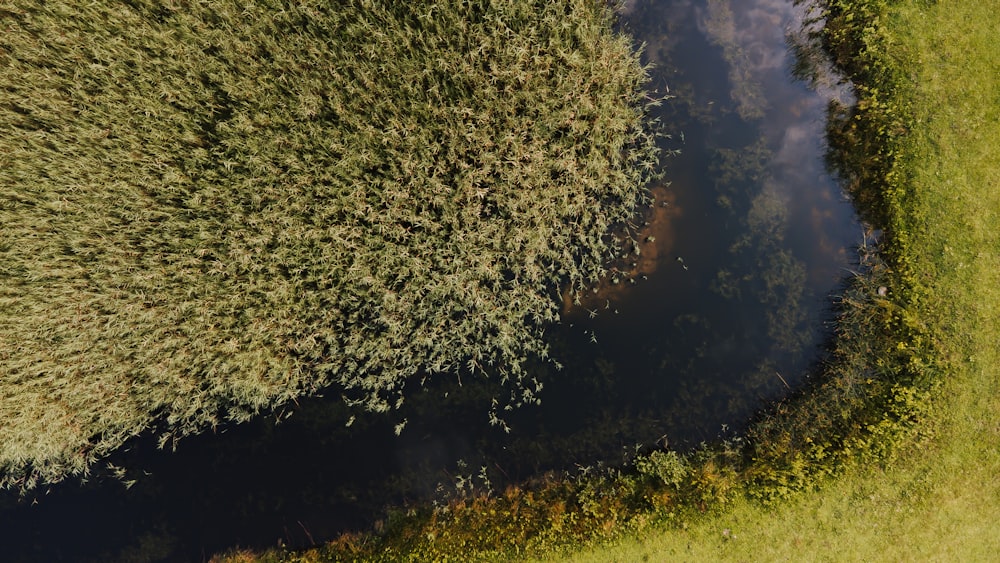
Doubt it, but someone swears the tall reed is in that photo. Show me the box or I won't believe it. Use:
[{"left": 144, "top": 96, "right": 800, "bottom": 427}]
[{"left": 0, "top": 0, "right": 659, "bottom": 488}]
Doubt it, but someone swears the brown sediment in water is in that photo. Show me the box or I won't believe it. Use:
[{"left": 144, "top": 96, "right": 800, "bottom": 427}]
[
  {"left": 808, "top": 198, "right": 850, "bottom": 286},
  {"left": 562, "top": 184, "right": 682, "bottom": 315}
]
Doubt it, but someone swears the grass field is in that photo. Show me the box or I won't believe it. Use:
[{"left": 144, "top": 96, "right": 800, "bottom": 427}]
[{"left": 555, "top": 1, "right": 1000, "bottom": 560}]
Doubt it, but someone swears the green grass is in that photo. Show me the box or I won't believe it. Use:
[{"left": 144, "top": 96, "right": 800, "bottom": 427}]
[{"left": 551, "top": 1, "right": 1000, "bottom": 560}]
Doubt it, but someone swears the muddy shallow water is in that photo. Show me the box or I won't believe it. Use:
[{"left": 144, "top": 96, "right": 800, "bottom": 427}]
[{"left": 0, "top": 1, "right": 861, "bottom": 560}]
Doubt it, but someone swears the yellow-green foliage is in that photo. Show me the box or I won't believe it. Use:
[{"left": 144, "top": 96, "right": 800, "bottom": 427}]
[{"left": 0, "top": 0, "right": 658, "bottom": 489}]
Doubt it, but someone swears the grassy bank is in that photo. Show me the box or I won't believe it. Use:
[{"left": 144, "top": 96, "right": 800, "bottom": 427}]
[{"left": 559, "top": 0, "right": 1000, "bottom": 559}]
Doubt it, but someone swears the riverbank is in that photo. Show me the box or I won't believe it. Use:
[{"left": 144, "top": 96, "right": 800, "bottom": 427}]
[
  {"left": 556, "top": 0, "right": 1000, "bottom": 559},
  {"left": 212, "top": 0, "right": 1000, "bottom": 560}
]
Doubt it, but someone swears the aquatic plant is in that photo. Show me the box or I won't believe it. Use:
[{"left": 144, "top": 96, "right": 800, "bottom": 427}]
[
  {"left": 0, "top": 0, "right": 659, "bottom": 489},
  {"left": 702, "top": 0, "right": 768, "bottom": 121}
]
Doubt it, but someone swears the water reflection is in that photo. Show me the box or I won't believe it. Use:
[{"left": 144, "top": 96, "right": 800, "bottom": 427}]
[
  {"left": 0, "top": 1, "right": 861, "bottom": 560},
  {"left": 553, "top": 0, "right": 859, "bottom": 442}
]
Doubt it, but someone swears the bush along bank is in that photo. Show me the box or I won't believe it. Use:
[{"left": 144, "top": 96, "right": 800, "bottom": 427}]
[{"left": 210, "top": 1, "right": 944, "bottom": 560}]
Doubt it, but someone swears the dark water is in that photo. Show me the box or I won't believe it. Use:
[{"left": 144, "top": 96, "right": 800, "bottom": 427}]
[
  {"left": 553, "top": 0, "right": 859, "bottom": 440},
  {"left": 0, "top": 1, "right": 859, "bottom": 561}
]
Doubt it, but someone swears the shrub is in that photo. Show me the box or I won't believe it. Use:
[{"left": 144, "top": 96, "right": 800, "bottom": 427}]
[{"left": 634, "top": 450, "right": 689, "bottom": 489}]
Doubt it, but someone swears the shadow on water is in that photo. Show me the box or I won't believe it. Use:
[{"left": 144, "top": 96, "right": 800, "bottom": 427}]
[{"left": 0, "top": 1, "right": 861, "bottom": 560}]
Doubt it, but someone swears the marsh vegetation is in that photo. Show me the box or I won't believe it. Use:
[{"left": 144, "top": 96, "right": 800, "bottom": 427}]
[{"left": 0, "top": 0, "right": 659, "bottom": 489}]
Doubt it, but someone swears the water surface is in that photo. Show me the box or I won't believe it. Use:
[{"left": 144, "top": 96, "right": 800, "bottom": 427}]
[{"left": 0, "top": 1, "right": 860, "bottom": 560}]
